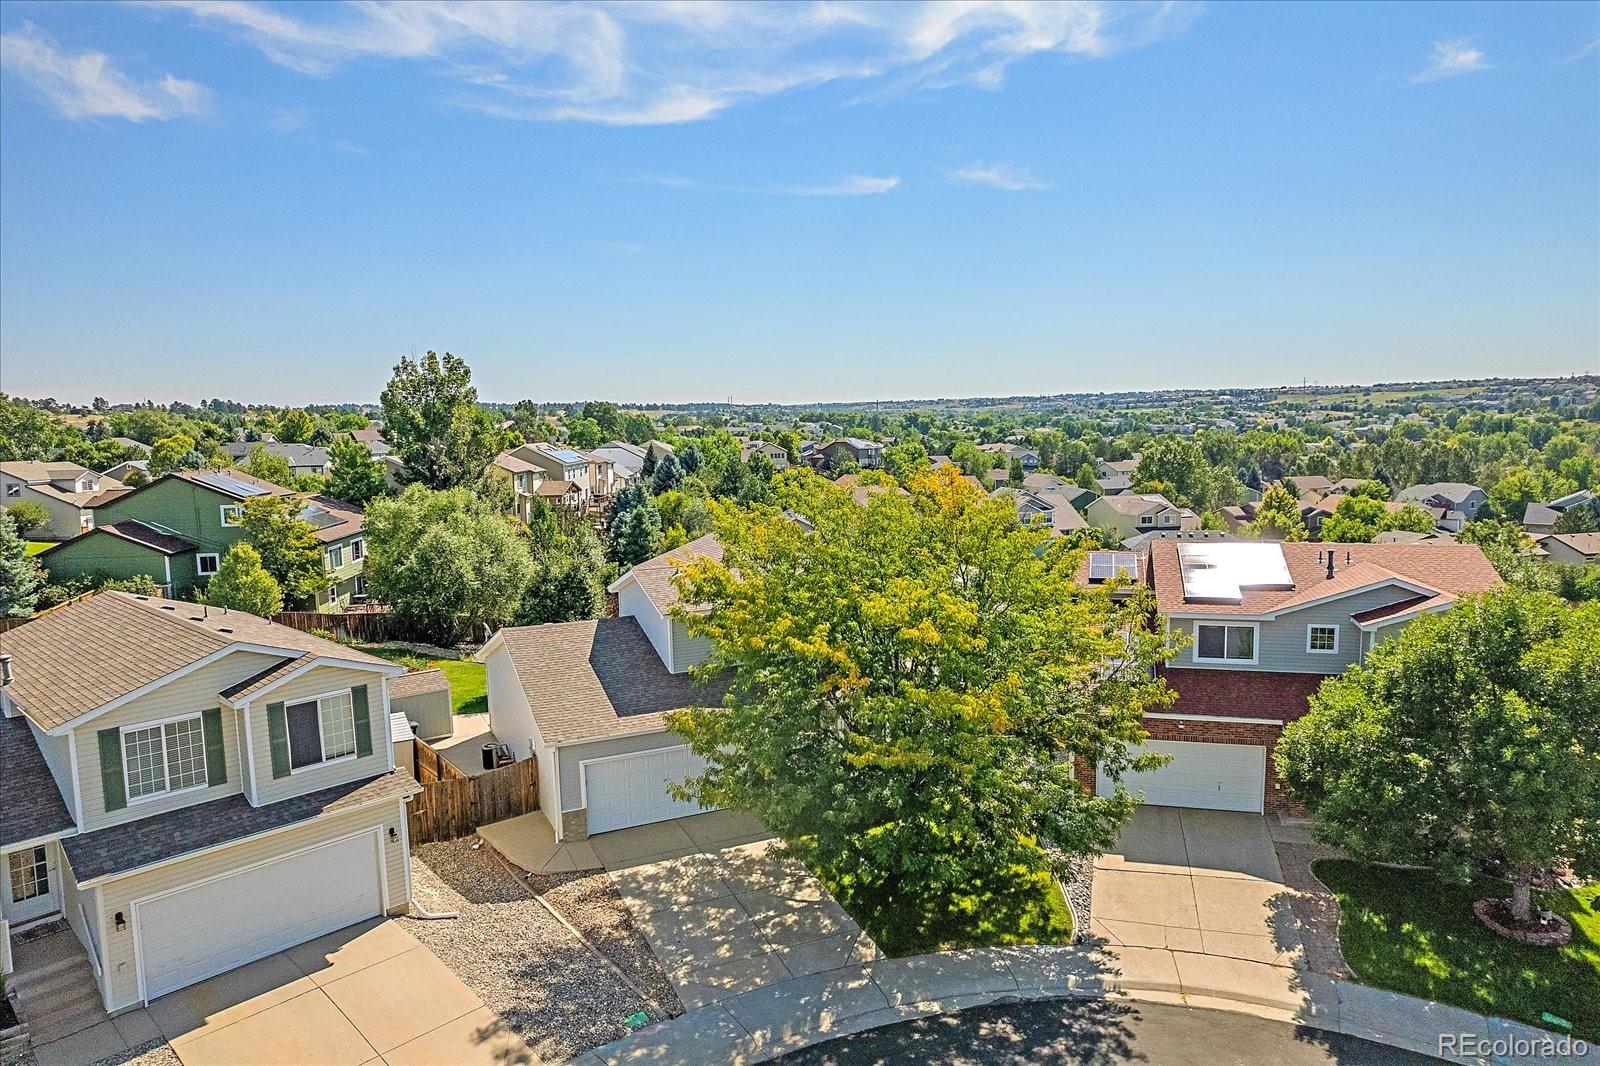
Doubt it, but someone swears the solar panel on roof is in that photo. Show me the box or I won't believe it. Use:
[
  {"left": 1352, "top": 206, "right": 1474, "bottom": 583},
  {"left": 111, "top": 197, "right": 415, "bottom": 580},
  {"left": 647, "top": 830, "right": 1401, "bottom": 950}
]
[
  {"left": 1088, "top": 551, "right": 1139, "bottom": 581},
  {"left": 1177, "top": 542, "right": 1294, "bottom": 603},
  {"left": 299, "top": 505, "right": 341, "bottom": 529},
  {"left": 191, "top": 471, "right": 271, "bottom": 497}
]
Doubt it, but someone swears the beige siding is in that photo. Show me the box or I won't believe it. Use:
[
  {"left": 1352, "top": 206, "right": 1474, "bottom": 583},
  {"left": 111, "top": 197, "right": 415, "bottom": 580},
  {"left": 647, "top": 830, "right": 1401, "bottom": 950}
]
[
  {"left": 558, "top": 730, "right": 684, "bottom": 812},
  {"left": 59, "top": 849, "right": 105, "bottom": 991},
  {"left": 96, "top": 799, "right": 409, "bottom": 1011},
  {"left": 668, "top": 617, "right": 714, "bottom": 674},
  {"left": 72, "top": 654, "right": 280, "bottom": 832},
  {"left": 484, "top": 648, "right": 540, "bottom": 763},
  {"left": 29, "top": 719, "right": 77, "bottom": 822},
  {"left": 243, "top": 666, "right": 393, "bottom": 806}
]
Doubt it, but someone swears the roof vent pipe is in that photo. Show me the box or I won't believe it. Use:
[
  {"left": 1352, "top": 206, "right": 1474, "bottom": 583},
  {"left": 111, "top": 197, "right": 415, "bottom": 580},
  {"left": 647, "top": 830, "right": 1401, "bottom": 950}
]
[
  {"left": 1, "top": 654, "right": 12, "bottom": 687},
  {"left": 1326, "top": 550, "right": 1336, "bottom": 581}
]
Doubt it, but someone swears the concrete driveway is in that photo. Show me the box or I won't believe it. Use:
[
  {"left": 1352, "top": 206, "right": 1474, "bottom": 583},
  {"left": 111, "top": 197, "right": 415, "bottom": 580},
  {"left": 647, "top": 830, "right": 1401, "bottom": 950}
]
[
  {"left": 1091, "top": 807, "right": 1305, "bottom": 1003},
  {"left": 144, "top": 918, "right": 531, "bottom": 1066},
  {"left": 596, "top": 810, "right": 879, "bottom": 1009}
]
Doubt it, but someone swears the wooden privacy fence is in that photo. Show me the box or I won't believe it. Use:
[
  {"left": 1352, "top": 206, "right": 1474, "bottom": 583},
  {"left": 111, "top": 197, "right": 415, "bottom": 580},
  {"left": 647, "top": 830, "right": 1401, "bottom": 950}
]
[
  {"left": 407, "top": 745, "right": 539, "bottom": 846},
  {"left": 272, "top": 609, "right": 403, "bottom": 643},
  {"left": 413, "top": 737, "right": 467, "bottom": 784}
]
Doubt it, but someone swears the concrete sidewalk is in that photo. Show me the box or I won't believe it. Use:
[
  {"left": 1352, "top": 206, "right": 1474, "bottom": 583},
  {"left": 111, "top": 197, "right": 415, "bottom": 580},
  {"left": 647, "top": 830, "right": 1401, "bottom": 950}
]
[{"left": 578, "top": 942, "right": 1595, "bottom": 1065}]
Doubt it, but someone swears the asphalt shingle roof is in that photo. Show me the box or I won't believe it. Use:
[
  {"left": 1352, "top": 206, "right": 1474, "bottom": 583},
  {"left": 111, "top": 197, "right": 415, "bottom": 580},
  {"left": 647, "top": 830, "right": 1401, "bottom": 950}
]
[
  {"left": 388, "top": 668, "right": 450, "bottom": 698},
  {"left": 0, "top": 592, "right": 393, "bottom": 731},
  {"left": 610, "top": 534, "right": 724, "bottom": 613},
  {"left": 487, "top": 617, "right": 728, "bottom": 744},
  {"left": 0, "top": 715, "right": 76, "bottom": 848},
  {"left": 60, "top": 771, "right": 419, "bottom": 882}
]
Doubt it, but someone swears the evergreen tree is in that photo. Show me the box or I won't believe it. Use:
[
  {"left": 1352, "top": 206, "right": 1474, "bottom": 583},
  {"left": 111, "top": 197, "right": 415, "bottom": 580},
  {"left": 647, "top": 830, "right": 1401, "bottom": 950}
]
[
  {"left": 0, "top": 512, "right": 44, "bottom": 617},
  {"left": 652, "top": 453, "right": 685, "bottom": 494},
  {"left": 611, "top": 499, "right": 663, "bottom": 567}
]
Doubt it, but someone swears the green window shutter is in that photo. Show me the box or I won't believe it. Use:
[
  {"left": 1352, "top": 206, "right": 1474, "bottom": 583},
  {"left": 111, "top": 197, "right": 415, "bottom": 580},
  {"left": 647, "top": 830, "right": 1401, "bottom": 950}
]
[
  {"left": 97, "top": 728, "right": 126, "bottom": 812},
  {"left": 201, "top": 707, "right": 227, "bottom": 787},
  {"left": 352, "top": 685, "right": 372, "bottom": 758},
  {"left": 267, "top": 702, "right": 291, "bottom": 779}
]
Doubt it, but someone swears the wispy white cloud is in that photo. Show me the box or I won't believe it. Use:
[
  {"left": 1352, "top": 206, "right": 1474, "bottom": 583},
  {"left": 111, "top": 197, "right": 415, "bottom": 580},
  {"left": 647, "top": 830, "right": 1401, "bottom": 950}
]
[
  {"left": 132, "top": 0, "right": 1199, "bottom": 125},
  {"left": 638, "top": 173, "right": 900, "bottom": 196},
  {"left": 1559, "top": 37, "right": 1599, "bottom": 64},
  {"left": 0, "top": 23, "right": 210, "bottom": 121},
  {"left": 1411, "top": 39, "right": 1489, "bottom": 83},
  {"left": 332, "top": 138, "right": 368, "bottom": 155},
  {"left": 950, "top": 163, "right": 1050, "bottom": 191},
  {"left": 269, "top": 106, "right": 308, "bottom": 132}
]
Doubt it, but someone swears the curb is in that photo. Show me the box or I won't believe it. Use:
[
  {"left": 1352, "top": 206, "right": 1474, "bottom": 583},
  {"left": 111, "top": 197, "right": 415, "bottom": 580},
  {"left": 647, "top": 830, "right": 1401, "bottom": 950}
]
[{"left": 579, "top": 945, "right": 1596, "bottom": 1066}]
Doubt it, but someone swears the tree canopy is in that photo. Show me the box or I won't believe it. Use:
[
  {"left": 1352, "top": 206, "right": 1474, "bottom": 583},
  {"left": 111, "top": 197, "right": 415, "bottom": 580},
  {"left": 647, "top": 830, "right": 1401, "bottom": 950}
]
[
  {"left": 379, "top": 352, "right": 503, "bottom": 489},
  {"left": 0, "top": 512, "right": 44, "bottom": 617},
  {"left": 202, "top": 542, "right": 284, "bottom": 617},
  {"left": 1275, "top": 587, "right": 1599, "bottom": 921},
  {"left": 238, "top": 495, "right": 325, "bottom": 605},
  {"left": 327, "top": 437, "right": 388, "bottom": 506},
  {"left": 667, "top": 467, "right": 1179, "bottom": 953}
]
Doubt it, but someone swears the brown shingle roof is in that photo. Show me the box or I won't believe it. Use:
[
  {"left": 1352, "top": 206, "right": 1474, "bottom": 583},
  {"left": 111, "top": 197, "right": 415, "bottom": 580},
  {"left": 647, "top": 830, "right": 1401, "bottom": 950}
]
[
  {"left": 1150, "top": 541, "right": 1499, "bottom": 618},
  {"left": 389, "top": 668, "right": 450, "bottom": 699},
  {"left": 96, "top": 519, "right": 196, "bottom": 555},
  {"left": 610, "top": 534, "right": 725, "bottom": 613},
  {"left": 487, "top": 617, "right": 727, "bottom": 744},
  {"left": 0, "top": 592, "right": 394, "bottom": 731}
]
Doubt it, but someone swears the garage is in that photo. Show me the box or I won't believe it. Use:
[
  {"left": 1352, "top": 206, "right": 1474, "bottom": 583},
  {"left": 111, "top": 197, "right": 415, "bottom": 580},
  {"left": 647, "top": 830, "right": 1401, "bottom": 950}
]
[
  {"left": 1097, "top": 740, "right": 1265, "bottom": 813},
  {"left": 581, "top": 745, "right": 717, "bottom": 835},
  {"left": 134, "top": 830, "right": 384, "bottom": 1002}
]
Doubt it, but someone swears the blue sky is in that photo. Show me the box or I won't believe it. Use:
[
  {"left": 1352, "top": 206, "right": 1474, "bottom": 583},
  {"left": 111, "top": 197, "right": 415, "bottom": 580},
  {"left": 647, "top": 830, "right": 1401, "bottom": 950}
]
[{"left": 2, "top": 1, "right": 1596, "bottom": 407}]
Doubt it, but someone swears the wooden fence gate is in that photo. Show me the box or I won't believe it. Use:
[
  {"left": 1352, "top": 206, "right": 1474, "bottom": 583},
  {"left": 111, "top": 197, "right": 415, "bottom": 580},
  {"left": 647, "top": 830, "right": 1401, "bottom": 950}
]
[{"left": 407, "top": 740, "right": 539, "bottom": 845}]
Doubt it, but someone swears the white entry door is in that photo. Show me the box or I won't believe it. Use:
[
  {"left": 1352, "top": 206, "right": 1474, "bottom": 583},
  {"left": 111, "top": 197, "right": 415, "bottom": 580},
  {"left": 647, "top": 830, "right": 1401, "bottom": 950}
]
[
  {"left": 582, "top": 746, "right": 717, "bottom": 835},
  {"left": 134, "top": 830, "right": 384, "bottom": 1002},
  {"left": 1097, "top": 740, "right": 1266, "bottom": 813},
  {"left": 3, "top": 844, "right": 62, "bottom": 926}
]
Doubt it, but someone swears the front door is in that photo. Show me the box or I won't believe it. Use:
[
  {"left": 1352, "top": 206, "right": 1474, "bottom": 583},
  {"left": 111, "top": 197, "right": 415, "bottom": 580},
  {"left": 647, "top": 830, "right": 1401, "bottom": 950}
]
[{"left": 4, "top": 844, "right": 62, "bottom": 926}]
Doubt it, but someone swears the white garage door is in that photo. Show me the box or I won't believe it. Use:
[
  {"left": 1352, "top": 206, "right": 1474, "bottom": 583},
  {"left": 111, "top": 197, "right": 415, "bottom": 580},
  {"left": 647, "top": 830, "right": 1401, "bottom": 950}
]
[
  {"left": 1097, "top": 740, "right": 1265, "bottom": 813},
  {"left": 135, "top": 831, "right": 384, "bottom": 1002},
  {"left": 582, "top": 746, "right": 717, "bottom": 835}
]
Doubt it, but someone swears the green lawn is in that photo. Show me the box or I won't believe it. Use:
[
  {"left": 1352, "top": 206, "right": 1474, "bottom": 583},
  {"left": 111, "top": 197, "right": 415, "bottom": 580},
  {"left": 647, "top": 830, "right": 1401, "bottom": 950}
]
[
  {"left": 354, "top": 645, "right": 488, "bottom": 716},
  {"left": 1314, "top": 860, "right": 1600, "bottom": 1039},
  {"left": 24, "top": 541, "right": 51, "bottom": 556},
  {"left": 823, "top": 858, "right": 1073, "bottom": 959}
]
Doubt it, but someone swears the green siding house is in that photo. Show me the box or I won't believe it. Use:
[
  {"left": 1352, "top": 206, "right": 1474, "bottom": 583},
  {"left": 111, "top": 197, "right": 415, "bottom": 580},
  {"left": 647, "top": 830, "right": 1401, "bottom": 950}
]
[{"left": 41, "top": 470, "right": 366, "bottom": 610}]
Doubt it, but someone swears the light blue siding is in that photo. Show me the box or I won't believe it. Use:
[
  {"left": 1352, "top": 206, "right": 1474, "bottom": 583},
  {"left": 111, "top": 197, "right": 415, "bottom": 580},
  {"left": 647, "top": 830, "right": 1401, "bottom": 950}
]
[{"left": 1176, "top": 585, "right": 1421, "bottom": 674}]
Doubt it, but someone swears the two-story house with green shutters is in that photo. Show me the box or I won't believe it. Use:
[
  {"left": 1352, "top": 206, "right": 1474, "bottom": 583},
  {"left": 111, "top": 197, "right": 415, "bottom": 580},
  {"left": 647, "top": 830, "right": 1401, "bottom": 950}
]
[
  {"left": 39, "top": 471, "right": 368, "bottom": 609},
  {"left": 0, "top": 591, "right": 414, "bottom": 1020}
]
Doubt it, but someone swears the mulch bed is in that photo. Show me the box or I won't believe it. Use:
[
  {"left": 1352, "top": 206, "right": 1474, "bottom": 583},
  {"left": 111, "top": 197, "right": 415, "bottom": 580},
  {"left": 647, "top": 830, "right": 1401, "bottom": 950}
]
[{"left": 1472, "top": 898, "right": 1574, "bottom": 947}]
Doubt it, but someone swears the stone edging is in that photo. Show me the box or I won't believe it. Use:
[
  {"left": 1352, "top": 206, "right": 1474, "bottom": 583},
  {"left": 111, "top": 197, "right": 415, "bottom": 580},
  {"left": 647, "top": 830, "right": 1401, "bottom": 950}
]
[{"left": 578, "top": 944, "right": 1595, "bottom": 1065}]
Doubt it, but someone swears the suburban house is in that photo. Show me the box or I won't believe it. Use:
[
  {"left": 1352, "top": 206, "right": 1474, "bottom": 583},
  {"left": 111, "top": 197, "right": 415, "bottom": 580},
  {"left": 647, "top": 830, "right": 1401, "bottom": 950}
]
[
  {"left": 644, "top": 440, "right": 676, "bottom": 462},
  {"left": 1085, "top": 492, "right": 1183, "bottom": 540},
  {"left": 978, "top": 443, "right": 1040, "bottom": 471},
  {"left": 480, "top": 535, "right": 727, "bottom": 841},
  {"left": 592, "top": 441, "right": 647, "bottom": 481},
  {"left": 222, "top": 442, "right": 332, "bottom": 478},
  {"left": 1094, "top": 457, "right": 1139, "bottom": 481},
  {"left": 39, "top": 470, "right": 365, "bottom": 608},
  {"left": 992, "top": 486, "right": 1088, "bottom": 537},
  {"left": 740, "top": 441, "right": 789, "bottom": 470},
  {"left": 1523, "top": 489, "right": 1598, "bottom": 535},
  {"left": 1022, "top": 473, "right": 1098, "bottom": 510},
  {"left": 0, "top": 462, "right": 126, "bottom": 541},
  {"left": 491, "top": 451, "right": 547, "bottom": 526},
  {"left": 1394, "top": 482, "right": 1486, "bottom": 533},
  {"left": 305, "top": 496, "right": 368, "bottom": 610},
  {"left": 1093, "top": 473, "right": 1132, "bottom": 496},
  {"left": 1536, "top": 532, "right": 1600, "bottom": 566},
  {"left": 109, "top": 439, "right": 152, "bottom": 457},
  {"left": 1082, "top": 540, "right": 1499, "bottom": 816},
  {"left": 817, "top": 438, "right": 883, "bottom": 470},
  {"left": 0, "top": 592, "right": 414, "bottom": 1016},
  {"left": 508, "top": 444, "right": 595, "bottom": 510},
  {"left": 348, "top": 428, "right": 389, "bottom": 457},
  {"left": 101, "top": 460, "right": 149, "bottom": 484}
]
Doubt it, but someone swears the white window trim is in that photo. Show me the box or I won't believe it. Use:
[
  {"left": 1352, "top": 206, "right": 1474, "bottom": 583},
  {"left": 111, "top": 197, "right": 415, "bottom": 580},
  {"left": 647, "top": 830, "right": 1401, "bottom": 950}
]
[
  {"left": 326, "top": 545, "right": 343, "bottom": 571},
  {"left": 350, "top": 538, "right": 364, "bottom": 561},
  {"left": 121, "top": 711, "right": 210, "bottom": 806},
  {"left": 286, "top": 688, "right": 360, "bottom": 774},
  {"left": 1305, "top": 624, "right": 1340, "bottom": 654},
  {"left": 196, "top": 552, "right": 221, "bottom": 576},
  {"left": 1192, "top": 621, "right": 1261, "bottom": 666},
  {"left": 219, "top": 504, "right": 244, "bottom": 527}
]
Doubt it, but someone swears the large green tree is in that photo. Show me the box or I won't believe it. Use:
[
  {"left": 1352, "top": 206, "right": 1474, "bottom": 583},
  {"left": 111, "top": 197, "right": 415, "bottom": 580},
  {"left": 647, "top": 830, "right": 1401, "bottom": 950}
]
[
  {"left": 379, "top": 352, "right": 503, "bottom": 489},
  {"left": 1276, "top": 588, "right": 1599, "bottom": 924},
  {"left": 668, "top": 467, "right": 1180, "bottom": 953},
  {"left": 1135, "top": 436, "right": 1214, "bottom": 510},
  {"left": 364, "top": 485, "right": 533, "bottom": 644},
  {"left": 238, "top": 495, "right": 325, "bottom": 605},
  {"left": 327, "top": 437, "right": 388, "bottom": 506},
  {"left": 201, "top": 542, "right": 284, "bottom": 617},
  {"left": 241, "top": 444, "right": 293, "bottom": 488},
  {"left": 0, "top": 512, "right": 44, "bottom": 617},
  {"left": 1248, "top": 482, "right": 1309, "bottom": 541}
]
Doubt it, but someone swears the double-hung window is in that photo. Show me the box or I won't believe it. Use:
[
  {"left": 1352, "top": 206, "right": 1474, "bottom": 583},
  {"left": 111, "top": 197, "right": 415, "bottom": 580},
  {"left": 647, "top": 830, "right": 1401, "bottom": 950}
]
[
  {"left": 123, "top": 715, "right": 208, "bottom": 801},
  {"left": 220, "top": 504, "right": 244, "bottom": 527},
  {"left": 286, "top": 690, "right": 357, "bottom": 771},
  {"left": 350, "top": 539, "right": 364, "bottom": 562},
  {"left": 326, "top": 544, "right": 343, "bottom": 571},
  {"left": 1306, "top": 624, "right": 1339, "bottom": 654},
  {"left": 1194, "top": 622, "right": 1258, "bottom": 664}
]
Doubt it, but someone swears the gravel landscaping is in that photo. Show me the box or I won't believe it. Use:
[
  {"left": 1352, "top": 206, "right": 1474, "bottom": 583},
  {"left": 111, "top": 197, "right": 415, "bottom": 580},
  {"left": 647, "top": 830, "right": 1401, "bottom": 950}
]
[
  {"left": 1060, "top": 856, "right": 1095, "bottom": 945},
  {"left": 537, "top": 870, "right": 680, "bottom": 1013},
  {"left": 407, "top": 839, "right": 674, "bottom": 1062}
]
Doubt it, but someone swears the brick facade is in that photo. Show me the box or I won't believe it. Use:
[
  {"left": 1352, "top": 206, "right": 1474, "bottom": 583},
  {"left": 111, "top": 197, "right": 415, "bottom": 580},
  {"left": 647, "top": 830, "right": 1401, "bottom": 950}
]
[{"left": 1079, "top": 667, "right": 1325, "bottom": 817}]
